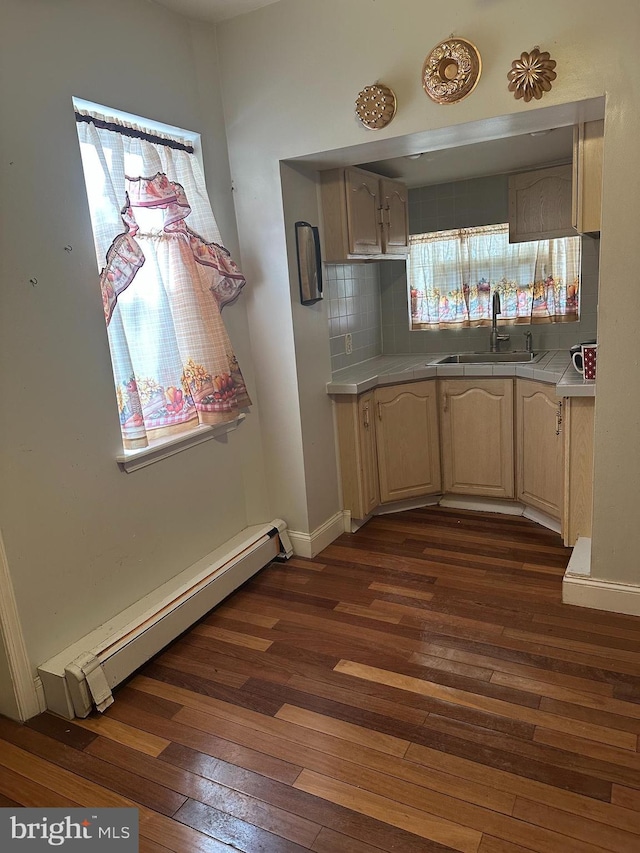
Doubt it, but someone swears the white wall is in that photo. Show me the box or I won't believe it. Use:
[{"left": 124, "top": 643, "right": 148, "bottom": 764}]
[
  {"left": 217, "top": 0, "right": 640, "bottom": 585},
  {"left": 0, "top": 0, "right": 269, "bottom": 675}
]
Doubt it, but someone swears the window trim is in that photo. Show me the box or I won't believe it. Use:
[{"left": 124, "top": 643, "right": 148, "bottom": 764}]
[{"left": 116, "top": 415, "right": 246, "bottom": 473}]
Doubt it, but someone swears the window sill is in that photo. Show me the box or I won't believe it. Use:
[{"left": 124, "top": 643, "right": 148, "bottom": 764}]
[{"left": 116, "top": 414, "right": 246, "bottom": 473}]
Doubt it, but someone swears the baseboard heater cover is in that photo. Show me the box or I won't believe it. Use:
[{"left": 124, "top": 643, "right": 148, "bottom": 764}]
[{"left": 38, "top": 519, "right": 292, "bottom": 720}]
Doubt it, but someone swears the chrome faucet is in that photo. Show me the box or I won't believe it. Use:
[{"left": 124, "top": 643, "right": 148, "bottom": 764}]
[
  {"left": 490, "top": 292, "right": 510, "bottom": 352},
  {"left": 524, "top": 330, "right": 533, "bottom": 353}
]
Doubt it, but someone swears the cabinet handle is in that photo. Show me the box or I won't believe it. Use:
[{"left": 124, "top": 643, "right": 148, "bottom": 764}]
[
  {"left": 377, "top": 205, "right": 385, "bottom": 229},
  {"left": 363, "top": 404, "right": 369, "bottom": 429},
  {"left": 377, "top": 401, "right": 382, "bottom": 421},
  {"left": 555, "top": 401, "right": 563, "bottom": 436},
  {"left": 443, "top": 394, "right": 448, "bottom": 412}
]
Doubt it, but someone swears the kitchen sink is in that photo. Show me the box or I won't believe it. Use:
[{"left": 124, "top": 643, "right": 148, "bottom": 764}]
[{"left": 436, "top": 351, "right": 540, "bottom": 364}]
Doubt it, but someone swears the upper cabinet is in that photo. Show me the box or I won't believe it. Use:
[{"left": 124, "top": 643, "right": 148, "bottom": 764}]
[
  {"left": 320, "top": 166, "right": 409, "bottom": 262},
  {"left": 572, "top": 119, "right": 604, "bottom": 235},
  {"left": 508, "top": 164, "right": 574, "bottom": 243}
]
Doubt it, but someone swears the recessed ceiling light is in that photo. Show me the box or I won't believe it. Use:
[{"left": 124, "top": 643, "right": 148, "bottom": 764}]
[{"left": 404, "top": 153, "right": 424, "bottom": 160}]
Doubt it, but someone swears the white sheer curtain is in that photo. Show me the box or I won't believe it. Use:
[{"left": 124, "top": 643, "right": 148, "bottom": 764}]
[
  {"left": 76, "top": 111, "right": 250, "bottom": 450},
  {"left": 408, "top": 224, "right": 581, "bottom": 330}
]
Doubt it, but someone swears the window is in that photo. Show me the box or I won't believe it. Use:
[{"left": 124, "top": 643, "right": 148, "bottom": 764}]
[
  {"left": 408, "top": 223, "right": 581, "bottom": 330},
  {"left": 74, "top": 101, "right": 250, "bottom": 453}
]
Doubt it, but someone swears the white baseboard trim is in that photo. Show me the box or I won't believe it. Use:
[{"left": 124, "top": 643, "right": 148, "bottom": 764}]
[
  {"left": 522, "top": 506, "right": 562, "bottom": 535},
  {"left": 374, "top": 495, "right": 441, "bottom": 516},
  {"left": 438, "top": 495, "right": 525, "bottom": 516},
  {"left": 0, "top": 531, "right": 41, "bottom": 721},
  {"left": 288, "top": 511, "right": 344, "bottom": 558},
  {"left": 563, "top": 537, "right": 640, "bottom": 616}
]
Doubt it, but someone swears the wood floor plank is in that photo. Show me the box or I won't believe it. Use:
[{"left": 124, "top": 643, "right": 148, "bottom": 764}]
[
  {"left": 192, "top": 623, "right": 273, "bottom": 651},
  {"left": 274, "top": 704, "right": 410, "bottom": 757},
  {"left": 86, "top": 736, "right": 321, "bottom": 846},
  {"left": 294, "top": 769, "right": 482, "bottom": 853},
  {"left": 333, "top": 602, "right": 402, "bottom": 623},
  {"left": 489, "top": 672, "right": 634, "bottom": 710},
  {"left": 0, "top": 763, "right": 81, "bottom": 808},
  {"left": 106, "top": 701, "right": 303, "bottom": 785},
  {"left": 74, "top": 714, "right": 171, "bottom": 757},
  {"left": 173, "top": 798, "right": 314, "bottom": 853},
  {"left": 335, "top": 660, "right": 637, "bottom": 750},
  {"left": 140, "top": 810, "right": 238, "bottom": 853},
  {"left": 369, "top": 581, "right": 435, "bottom": 602},
  {"left": 0, "top": 717, "right": 187, "bottom": 816},
  {"left": 211, "top": 607, "right": 280, "bottom": 628},
  {"left": 160, "top": 742, "right": 468, "bottom": 853},
  {"left": 411, "top": 641, "right": 615, "bottom": 697},
  {"left": 513, "top": 797, "right": 640, "bottom": 850}
]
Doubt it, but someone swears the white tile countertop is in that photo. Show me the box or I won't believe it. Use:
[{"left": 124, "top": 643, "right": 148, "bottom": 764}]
[{"left": 327, "top": 350, "right": 596, "bottom": 397}]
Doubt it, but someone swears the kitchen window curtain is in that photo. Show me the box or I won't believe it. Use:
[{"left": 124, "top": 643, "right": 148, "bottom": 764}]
[
  {"left": 408, "top": 223, "right": 581, "bottom": 330},
  {"left": 75, "top": 110, "right": 250, "bottom": 450}
]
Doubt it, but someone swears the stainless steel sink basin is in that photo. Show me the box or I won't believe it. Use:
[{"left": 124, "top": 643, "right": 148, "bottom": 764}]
[{"left": 436, "top": 351, "right": 539, "bottom": 364}]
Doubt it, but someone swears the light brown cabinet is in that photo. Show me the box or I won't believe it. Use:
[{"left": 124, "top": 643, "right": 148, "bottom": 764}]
[
  {"left": 440, "top": 378, "right": 515, "bottom": 499},
  {"left": 508, "top": 164, "right": 574, "bottom": 243},
  {"left": 572, "top": 119, "right": 604, "bottom": 235},
  {"left": 320, "top": 167, "right": 409, "bottom": 261},
  {"left": 374, "top": 381, "right": 441, "bottom": 503},
  {"left": 334, "top": 391, "right": 379, "bottom": 519},
  {"left": 515, "top": 379, "right": 563, "bottom": 519},
  {"left": 562, "top": 396, "right": 595, "bottom": 546}
]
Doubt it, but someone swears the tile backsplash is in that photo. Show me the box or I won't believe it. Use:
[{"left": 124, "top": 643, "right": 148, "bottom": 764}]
[
  {"left": 326, "top": 263, "right": 382, "bottom": 371},
  {"left": 326, "top": 173, "right": 599, "bottom": 370}
]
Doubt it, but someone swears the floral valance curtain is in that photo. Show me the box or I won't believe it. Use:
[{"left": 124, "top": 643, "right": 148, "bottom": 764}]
[
  {"left": 408, "top": 223, "right": 581, "bottom": 330},
  {"left": 76, "top": 111, "right": 250, "bottom": 450}
]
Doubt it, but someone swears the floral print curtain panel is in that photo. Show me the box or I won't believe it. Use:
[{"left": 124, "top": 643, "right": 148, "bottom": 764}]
[
  {"left": 76, "top": 112, "right": 250, "bottom": 450},
  {"left": 408, "top": 223, "right": 581, "bottom": 330}
]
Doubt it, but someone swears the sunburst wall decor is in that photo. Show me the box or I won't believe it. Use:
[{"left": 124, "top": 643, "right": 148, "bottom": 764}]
[{"left": 508, "top": 48, "right": 557, "bottom": 102}]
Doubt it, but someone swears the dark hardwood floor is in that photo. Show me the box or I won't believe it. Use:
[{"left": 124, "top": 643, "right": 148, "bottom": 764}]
[{"left": 2, "top": 506, "right": 640, "bottom": 851}]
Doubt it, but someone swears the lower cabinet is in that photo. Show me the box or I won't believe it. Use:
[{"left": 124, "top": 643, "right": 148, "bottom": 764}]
[
  {"left": 440, "top": 378, "right": 515, "bottom": 499},
  {"left": 374, "top": 381, "right": 441, "bottom": 503},
  {"left": 515, "top": 379, "right": 563, "bottom": 519},
  {"left": 333, "top": 377, "right": 593, "bottom": 534}
]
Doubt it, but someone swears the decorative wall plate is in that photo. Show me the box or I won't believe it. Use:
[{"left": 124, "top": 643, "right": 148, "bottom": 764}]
[
  {"left": 422, "top": 37, "right": 482, "bottom": 104},
  {"left": 355, "top": 84, "right": 397, "bottom": 130},
  {"left": 507, "top": 48, "right": 557, "bottom": 102}
]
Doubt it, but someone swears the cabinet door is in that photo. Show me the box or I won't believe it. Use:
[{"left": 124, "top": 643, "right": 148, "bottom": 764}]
[
  {"left": 508, "top": 165, "right": 574, "bottom": 242},
  {"left": 572, "top": 119, "right": 603, "bottom": 235},
  {"left": 380, "top": 178, "right": 409, "bottom": 255},
  {"left": 357, "top": 393, "right": 380, "bottom": 515},
  {"left": 374, "top": 382, "right": 441, "bottom": 503},
  {"left": 345, "top": 167, "right": 383, "bottom": 255},
  {"left": 334, "top": 393, "right": 379, "bottom": 519},
  {"left": 562, "top": 396, "right": 595, "bottom": 546},
  {"left": 440, "top": 379, "right": 514, "bottom": 498},
  {"left": 516, "top": 380, "right": 563, "bottom": 519}
]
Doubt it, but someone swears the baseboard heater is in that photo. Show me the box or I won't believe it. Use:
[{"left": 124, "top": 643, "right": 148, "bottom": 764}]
[{"left": 38, "top": 519, "right": 292, "bottom": 720}]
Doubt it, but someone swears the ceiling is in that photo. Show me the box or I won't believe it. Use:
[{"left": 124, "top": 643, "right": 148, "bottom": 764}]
[
  {"left": 359, "top": 126, "right": 574, "bottom": 188},
  {"left": 152, "top": 0, "right": 282, "bottom": 23}
]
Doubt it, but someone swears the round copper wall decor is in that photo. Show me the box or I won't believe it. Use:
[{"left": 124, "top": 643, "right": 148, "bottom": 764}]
[
  {"left": 422, "top": 38, "right": 482, "bottom": 104},
  {"left": 355, "top": 84, "right": 397, "bottom": 130}
]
